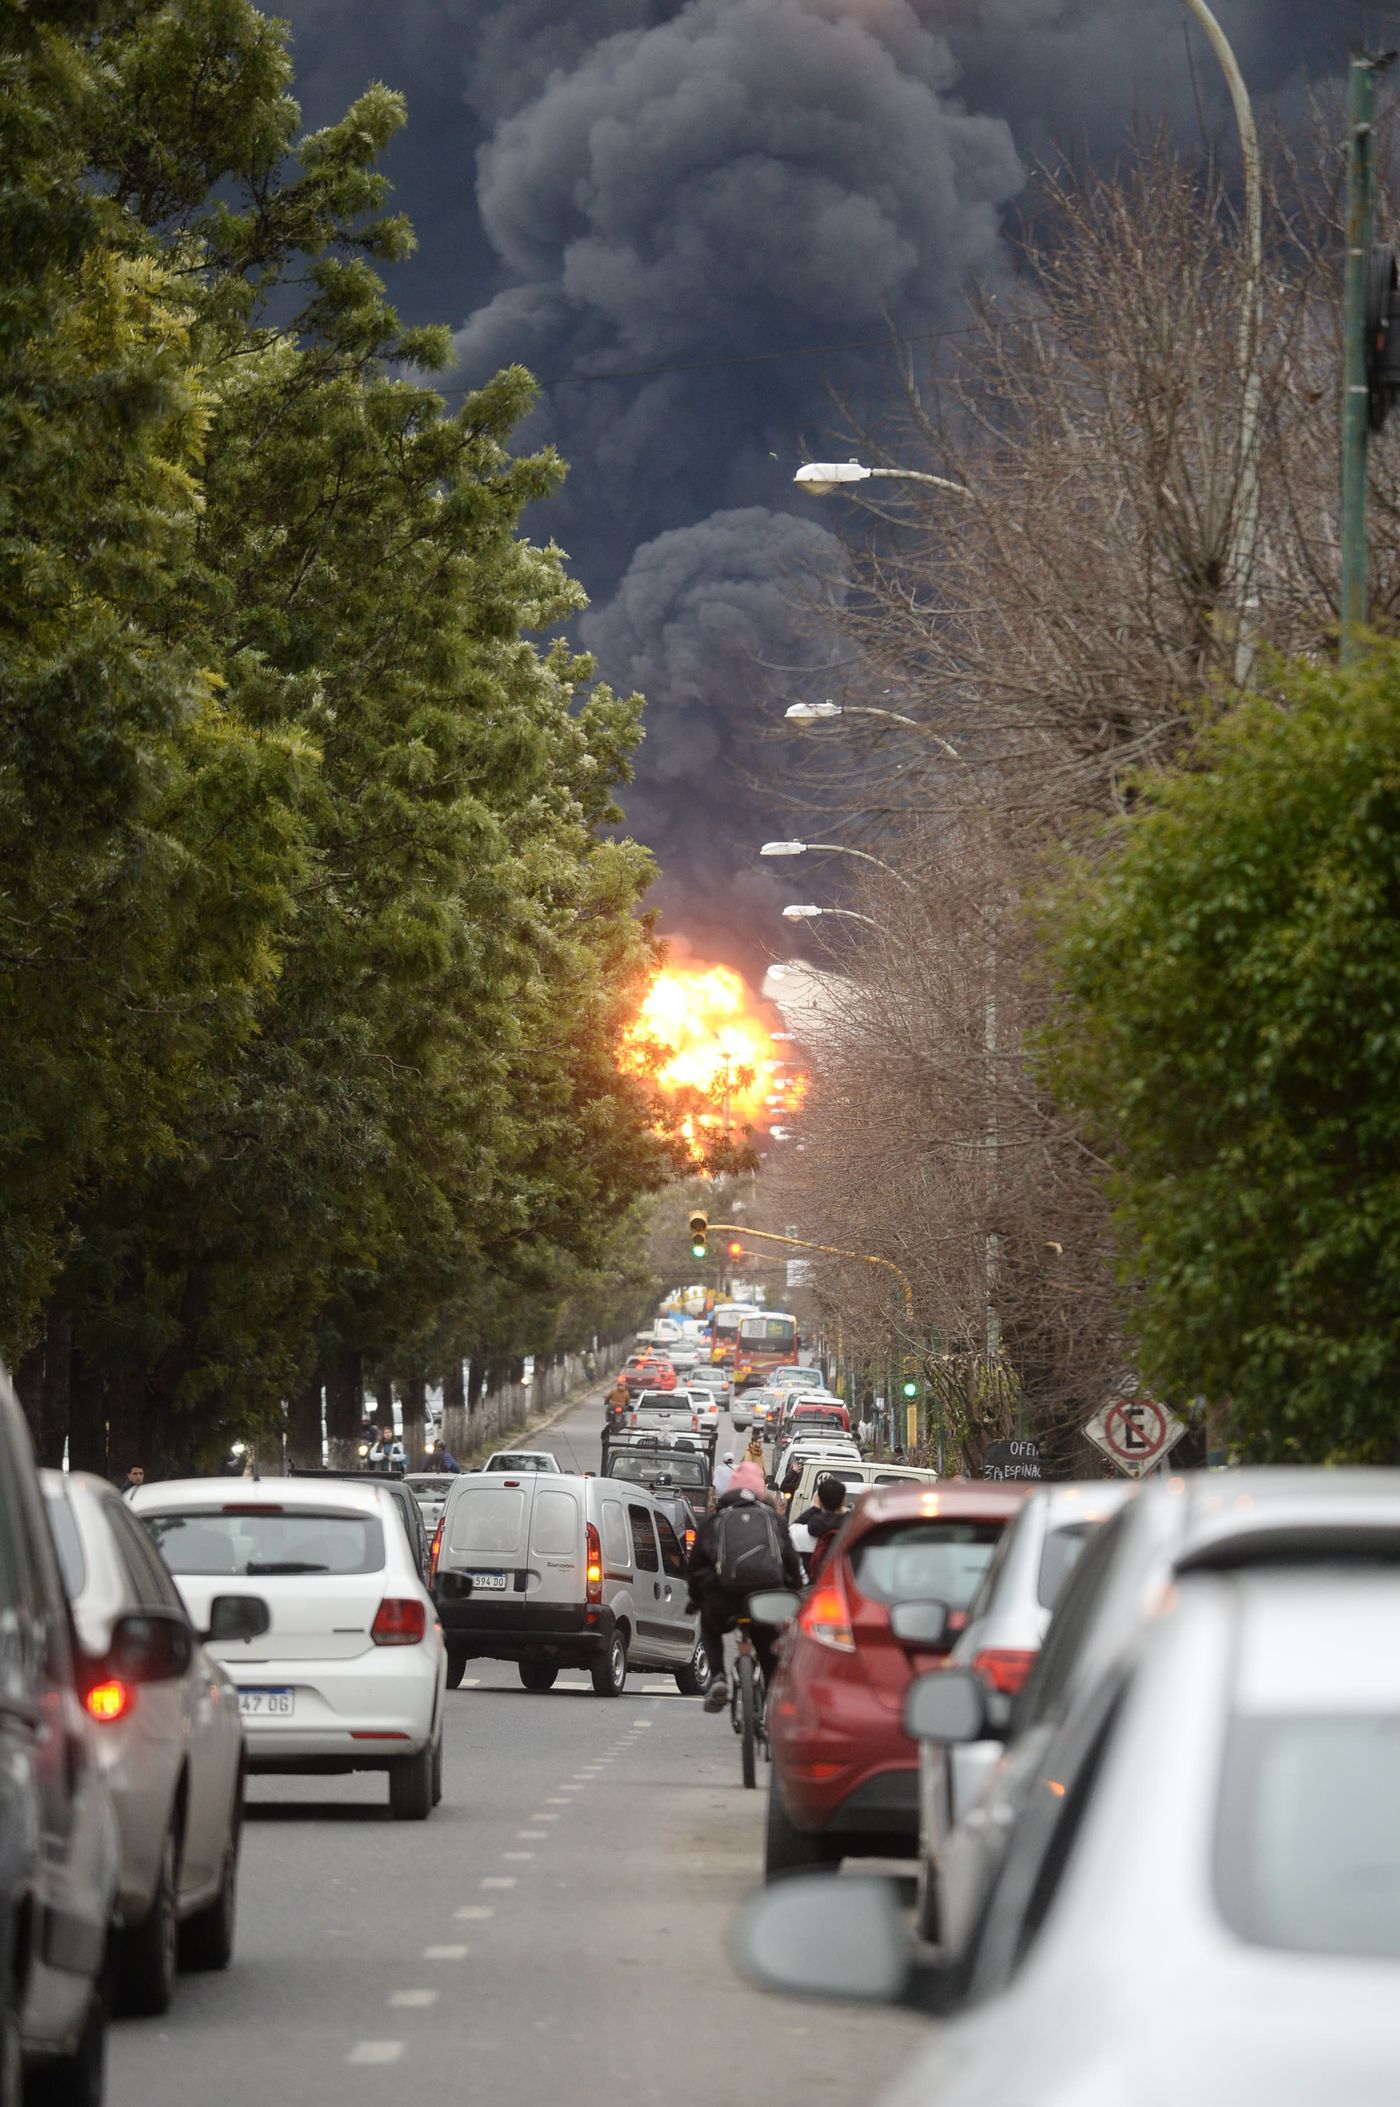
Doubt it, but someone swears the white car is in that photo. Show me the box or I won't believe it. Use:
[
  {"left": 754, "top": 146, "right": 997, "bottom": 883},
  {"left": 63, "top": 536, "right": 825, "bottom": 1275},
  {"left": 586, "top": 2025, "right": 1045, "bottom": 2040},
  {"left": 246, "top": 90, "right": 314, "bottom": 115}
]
[
  {"left": 681, "top": 1386, "right": 721, "bottom": 1437},
  {"left": 132, "top": 1477, "right": 446, "bottom": 1821},
  {"left": 43, "top": 1471, "right": 256, "bottom": 2015}
]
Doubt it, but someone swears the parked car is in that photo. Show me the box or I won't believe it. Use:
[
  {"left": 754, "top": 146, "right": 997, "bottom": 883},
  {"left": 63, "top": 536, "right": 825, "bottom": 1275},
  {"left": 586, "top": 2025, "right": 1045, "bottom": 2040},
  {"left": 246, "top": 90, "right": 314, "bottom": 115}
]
[
  {"left": 43, "top": 1470, "right": 258, "bottom": 2014},
  {"left": 909, "top": 1479, "right": 1132, "bottom": 1937},
  {"left": 133, "top": 1477, "right": 446, "bottom": 1821},
  {"left": 761, "top": 1480, "right": 1033, "bottom": 1879},
  {"left": 403, "top": 1472, "right": 456, "bottom": 1537},
  {"left": 741, "top": 1558, "right": 1400, "bottom": 2107},
  {"left": 479, "top": 1451, "right": 562, "bottom": 1475},
  {"left": 919, "top": 1466, "right": 1400, "bottom": 1965},
  {"left": 290, "top": 1465, "right": 432, "bottom": 1587},
  {"left": 434, "top": 1470, "right": 703, "bottom": 1697},
  {"left": 0, "top": 1373, "right": 118, "bottom": 2101}
]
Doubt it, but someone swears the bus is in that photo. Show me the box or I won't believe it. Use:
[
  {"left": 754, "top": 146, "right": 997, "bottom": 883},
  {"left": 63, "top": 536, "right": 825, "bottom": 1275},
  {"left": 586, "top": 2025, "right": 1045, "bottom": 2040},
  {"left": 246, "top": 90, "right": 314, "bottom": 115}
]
[
  {"left": 708, "top": 1301, "right": 757, "bottom": 1369},
  {"left": 734, "top": 1310, "right": 800, "bottom": 1390}
]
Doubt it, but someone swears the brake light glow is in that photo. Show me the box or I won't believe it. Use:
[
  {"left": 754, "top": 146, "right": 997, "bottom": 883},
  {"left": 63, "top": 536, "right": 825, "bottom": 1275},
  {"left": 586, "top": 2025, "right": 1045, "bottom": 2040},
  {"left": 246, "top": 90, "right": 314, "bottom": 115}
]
[
  {"left": 798, "top": 1578, "right": 855, "bottom": 1654},
  {"left": 586, "top": 1523, "right": 603, "bottom": 1604},
  {"left": 429, "top": 1518, "right": 444, "bottom": 1584},
  {"left": 371, "top": 1598, "right": 427, "bottom": 1646},
  {"left": 85, "top": 1678, "right": 133, "bottom": 1723},
  {"left": 972, "top": 1647, "right": 1037, "bottom": 1696}
]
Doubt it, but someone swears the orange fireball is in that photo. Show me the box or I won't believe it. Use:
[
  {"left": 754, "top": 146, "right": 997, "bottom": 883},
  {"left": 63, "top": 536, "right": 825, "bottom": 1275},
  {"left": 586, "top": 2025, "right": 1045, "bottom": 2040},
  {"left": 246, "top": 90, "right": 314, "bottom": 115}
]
[{"left": 621, "top": 964, "right": 791, "bottom": 1156}]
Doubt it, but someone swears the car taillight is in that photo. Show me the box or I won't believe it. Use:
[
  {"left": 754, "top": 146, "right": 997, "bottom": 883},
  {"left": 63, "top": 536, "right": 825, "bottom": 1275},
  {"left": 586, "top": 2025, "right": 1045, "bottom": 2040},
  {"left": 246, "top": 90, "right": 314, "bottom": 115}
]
[
  {"left": 429, "top": 1518, "right": 444, "bottom": 1584},
  {"left": 586, "top": 1523, "right": 603, "bottom": 1604},
  {"left": 973, "top": 1647, "right": 1037, "bottom": 1696},
  {"left": 371, "top": 1598, "right": 427, "bottom": 1646},
  {"left": 86, "top": 1678, "right": 133, "bottom": 1723},
  {"left": 683, "top": 1527, "right": 696, "bottom": 1554},
  {"left": 798, "top": 1577, "right": 855, "bottom": 1654},
  {"left": 691, "top": 1415, "right": 699, "bottom": 1432}
]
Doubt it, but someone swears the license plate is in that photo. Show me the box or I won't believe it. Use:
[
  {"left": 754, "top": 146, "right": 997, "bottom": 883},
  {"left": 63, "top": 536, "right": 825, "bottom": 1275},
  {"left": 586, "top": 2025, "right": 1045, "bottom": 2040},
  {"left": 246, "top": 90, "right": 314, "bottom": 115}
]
[
  {"left": 238, "top": 1687, "right": 294, "bottom": 1717},
  {"left": 471, "top": 1571, "right": 508, "bottom": 1591}
]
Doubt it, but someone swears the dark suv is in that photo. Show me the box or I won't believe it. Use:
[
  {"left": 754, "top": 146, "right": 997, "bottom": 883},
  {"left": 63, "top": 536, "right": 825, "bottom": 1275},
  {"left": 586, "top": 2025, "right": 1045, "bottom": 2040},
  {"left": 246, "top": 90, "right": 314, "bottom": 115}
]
[{"left": 1, "top": 1370, "right": 118, "bottom": 2099}]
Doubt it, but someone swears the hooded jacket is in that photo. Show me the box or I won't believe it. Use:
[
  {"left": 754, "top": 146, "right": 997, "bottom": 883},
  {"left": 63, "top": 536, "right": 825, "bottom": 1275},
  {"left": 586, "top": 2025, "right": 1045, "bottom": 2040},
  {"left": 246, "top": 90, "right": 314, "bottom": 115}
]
[{"left": 686, "top": 1486, "right": 804, "bottom": 1602}]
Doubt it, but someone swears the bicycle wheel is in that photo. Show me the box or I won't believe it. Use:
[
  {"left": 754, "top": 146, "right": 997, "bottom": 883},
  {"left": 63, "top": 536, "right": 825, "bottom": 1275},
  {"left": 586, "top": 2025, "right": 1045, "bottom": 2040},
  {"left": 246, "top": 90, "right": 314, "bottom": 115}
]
[{"left": 736, "top": 1650, "right": 758, "bottom": 1789}]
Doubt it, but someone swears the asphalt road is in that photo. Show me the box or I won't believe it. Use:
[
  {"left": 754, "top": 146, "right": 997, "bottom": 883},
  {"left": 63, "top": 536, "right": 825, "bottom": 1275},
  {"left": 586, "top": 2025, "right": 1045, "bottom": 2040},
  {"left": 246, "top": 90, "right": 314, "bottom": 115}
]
[{"left": 109, "top": 1393, "right": 927, "bottom": 2105}]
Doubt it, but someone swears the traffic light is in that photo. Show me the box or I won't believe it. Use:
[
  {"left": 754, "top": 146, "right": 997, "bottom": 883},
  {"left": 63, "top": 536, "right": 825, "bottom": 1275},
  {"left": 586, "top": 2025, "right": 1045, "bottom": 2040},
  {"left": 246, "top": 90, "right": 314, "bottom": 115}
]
[
  {"left": 1366, "top": 243, "right": 1400, "bottom": 431},
  {"left": 688, "top": 1210, "right": 708, "bottom": 1261},
  {"left": 728, "top": 1240, "right": 743, "bottom": 1259},
  {"left": 900, "top": 1355, "right": 921, "bottom": 1401}
]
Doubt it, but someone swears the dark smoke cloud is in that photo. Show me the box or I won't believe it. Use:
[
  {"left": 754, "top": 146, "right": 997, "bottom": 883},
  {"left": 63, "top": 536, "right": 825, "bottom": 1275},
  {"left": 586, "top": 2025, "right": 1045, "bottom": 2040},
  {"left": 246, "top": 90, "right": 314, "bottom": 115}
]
[{"left": 272, "top": 0, "right": 1359, "bottom": 981}]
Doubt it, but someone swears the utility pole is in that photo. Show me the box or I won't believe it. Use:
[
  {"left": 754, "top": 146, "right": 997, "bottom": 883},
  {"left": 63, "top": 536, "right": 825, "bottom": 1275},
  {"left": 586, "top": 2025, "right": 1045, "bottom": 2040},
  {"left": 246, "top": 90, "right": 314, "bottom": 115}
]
[{"left": 1342, "top": 53, "right": 1391, "bottom": 660}]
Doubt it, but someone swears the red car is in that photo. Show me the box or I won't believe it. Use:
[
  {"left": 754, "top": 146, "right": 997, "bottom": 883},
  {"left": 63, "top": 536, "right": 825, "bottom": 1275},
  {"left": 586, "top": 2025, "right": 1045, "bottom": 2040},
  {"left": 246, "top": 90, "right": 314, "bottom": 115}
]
[
  {"left": 621, "top": 1355, "right": 676, "bottom": 1394},
  {"left": 764, "top": 1480, "right": 1032, "bottom": 1880}
]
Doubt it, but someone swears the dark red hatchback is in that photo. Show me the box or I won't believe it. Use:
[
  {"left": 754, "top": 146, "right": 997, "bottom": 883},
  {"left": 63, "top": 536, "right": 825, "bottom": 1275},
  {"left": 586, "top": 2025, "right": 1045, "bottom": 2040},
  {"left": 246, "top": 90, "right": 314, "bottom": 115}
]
[{"left": 764, "top": 1480, "right": 1032, "bottom": 1879}]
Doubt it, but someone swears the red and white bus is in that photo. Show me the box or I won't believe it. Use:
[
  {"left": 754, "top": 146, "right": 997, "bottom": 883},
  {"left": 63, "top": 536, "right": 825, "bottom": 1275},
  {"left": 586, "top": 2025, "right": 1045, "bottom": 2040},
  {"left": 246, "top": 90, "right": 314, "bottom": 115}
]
[
  {"left": 734, "top": 1310, "right": 800, "bottom": 1390},
  {"left": 708, "top": 1301, "right": 757, "bottom": 1369}
]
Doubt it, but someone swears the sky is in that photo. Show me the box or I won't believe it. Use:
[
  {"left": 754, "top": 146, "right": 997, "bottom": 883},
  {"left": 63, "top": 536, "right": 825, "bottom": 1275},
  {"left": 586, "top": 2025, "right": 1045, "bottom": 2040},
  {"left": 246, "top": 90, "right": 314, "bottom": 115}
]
[{"left": 273, "top": 0, "right": 1369, "bottom": 979}]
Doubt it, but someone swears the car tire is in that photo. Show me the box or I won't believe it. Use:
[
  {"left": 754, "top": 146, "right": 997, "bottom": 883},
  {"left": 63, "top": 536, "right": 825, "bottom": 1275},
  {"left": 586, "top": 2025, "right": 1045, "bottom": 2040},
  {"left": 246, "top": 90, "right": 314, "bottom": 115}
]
[
  {"left": 388, "top": 1744, "right": 434, "bottom": 1822},
  {"left": 179, "top": 1794, "right": 241, "bottom": 1973},
  {"left": 674, "top": 1633, "right": 708, "bottom": 1696},
  {"left": 39, "top": 1983, "right": 106, "bottom": 2107},
  {"left": 444, "top": 1651, "right": 467, "bottom": 1690},
  {"left": 430, "top": 1721, "right": 444, "bottom": 1806},
  {"left": 116, "top": 1826, "right": 178, "bottom": 2016},
  {"left": 518, "top": 1663, "right": 558, "bottom": 1693},
  {"left": 763, "top": 1781, "right": 834, "bottom": 1882},
  {"left": 589, "top": 1628, "right": 627, "bottom": 1698}
]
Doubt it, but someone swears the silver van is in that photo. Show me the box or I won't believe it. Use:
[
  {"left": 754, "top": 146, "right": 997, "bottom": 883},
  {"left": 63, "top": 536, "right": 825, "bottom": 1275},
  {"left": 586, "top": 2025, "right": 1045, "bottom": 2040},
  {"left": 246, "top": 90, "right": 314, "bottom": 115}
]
[{"left": 434, "top": 1470, "right": 705, "bottom": 1698}]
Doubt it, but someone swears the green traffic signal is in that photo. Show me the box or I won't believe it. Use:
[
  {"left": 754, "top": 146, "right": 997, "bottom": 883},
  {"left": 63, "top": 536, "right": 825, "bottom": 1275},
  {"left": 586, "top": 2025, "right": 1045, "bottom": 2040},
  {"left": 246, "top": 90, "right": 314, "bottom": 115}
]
[
  {"left": 900, "top": 1377, "right": 919, "bottom": 1399},
  {"left": 688, "top": 1209, "right": 708, "bottom": 1261}
]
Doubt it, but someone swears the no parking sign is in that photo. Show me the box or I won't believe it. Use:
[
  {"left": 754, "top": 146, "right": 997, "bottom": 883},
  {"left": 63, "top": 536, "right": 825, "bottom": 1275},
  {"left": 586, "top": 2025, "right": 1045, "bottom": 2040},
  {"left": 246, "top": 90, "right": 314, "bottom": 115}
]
[{"left": 1084, "top": 1397, "right": 1185, "bottom": 1478}]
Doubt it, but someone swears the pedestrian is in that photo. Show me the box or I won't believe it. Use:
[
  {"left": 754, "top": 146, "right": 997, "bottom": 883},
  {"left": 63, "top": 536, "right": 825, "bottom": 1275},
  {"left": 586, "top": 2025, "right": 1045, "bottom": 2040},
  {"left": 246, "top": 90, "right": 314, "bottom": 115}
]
[
  {"left": 727, "top": 1450, "right": 768, "bottom": 1499},
  {"left": 369, "top": 1425, "right": 407, "bottom": 1475},
  {"left": 792, "top": 1474, "right": 850, "bottom": 1581},
  {"left": 778, "top": 1460, "right": 803, "bottom": 1511},
  {"left": 118, "top": 1463, "right": 145, "bottom": 1499},
  {"left": 685, "top": 1484, "right": 805, "bottom": 1710},
  {"left": 713, "top": 1449, "right": 736, "bottom": 1498},
  {"left": 430, "top": 1437, "right": 461, "bottom": 1474},
  {"left": 892, "top": 1443, "right": 907, "bottom": 1462},
  {"left": 857, "top": 1417, "right": 874, "bottom": 1449}
]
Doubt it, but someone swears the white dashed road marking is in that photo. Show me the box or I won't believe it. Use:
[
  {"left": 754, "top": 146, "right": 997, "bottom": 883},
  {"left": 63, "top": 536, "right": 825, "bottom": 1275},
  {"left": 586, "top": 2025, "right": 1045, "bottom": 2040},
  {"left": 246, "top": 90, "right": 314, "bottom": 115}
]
[
  {"left": 454, "top": 1906, "right": 493, "bottom": 1922},
  {"left": 422, "top": 1945, "right": 469, "bottom": 1961},
  {"left": 347, "top": 2043, "right": 404, "bottom": 2066},
  {"left": 480, "top": 1876, "right": 517, "bottom": 1890},
  {"left": 389, "top": 1990, "right": 438, "bottom": 2010},
  {"left": 517, "top": 1830, "right": 546, "bottom": 1839}
]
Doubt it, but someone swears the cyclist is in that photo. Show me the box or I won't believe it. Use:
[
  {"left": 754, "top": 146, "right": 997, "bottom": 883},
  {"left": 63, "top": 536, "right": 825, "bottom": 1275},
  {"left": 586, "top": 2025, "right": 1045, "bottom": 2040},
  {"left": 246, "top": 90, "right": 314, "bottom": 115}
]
[{"left": 686, "top": 1484, "right": 804, "bottom": 1713}]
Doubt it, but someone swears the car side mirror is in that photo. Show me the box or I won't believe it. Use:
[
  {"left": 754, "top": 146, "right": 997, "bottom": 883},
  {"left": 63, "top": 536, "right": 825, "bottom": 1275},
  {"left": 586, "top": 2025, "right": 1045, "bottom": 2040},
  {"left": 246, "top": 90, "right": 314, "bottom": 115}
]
[
  {"left": 734, "top": 1876, "right": 953, "bottom": 2012},
  {"left": 204, "top": 1595, "right": 270, "bottom": 1645},
  {"left": 889, "top": 1599, "right": 950, "bottom": 1649},
  {"left": 903, "top": 1666, "right": 989, "bottom": 1744},
  {"left": 108, "top": 1610, "right": 194, "bottom": 1684},
  {"left": 748, "top": 1589, "right": 801, "bottom": 1625},
  {"left": 435, "top": 1572, "right": 474, "bottom": 1602}
]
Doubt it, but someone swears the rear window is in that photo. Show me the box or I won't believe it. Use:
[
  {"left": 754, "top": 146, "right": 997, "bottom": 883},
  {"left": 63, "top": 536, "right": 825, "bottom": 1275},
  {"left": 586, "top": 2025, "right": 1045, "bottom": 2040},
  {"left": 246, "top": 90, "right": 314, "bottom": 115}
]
[
  {"left": 530, "top": 1490, "right": 580, "bottom": 1558},
  {"left": 607, "top": 1455, "right": 708, "bottom": 1491},
  {"left": 144, "top": 1508, "right": 385, "bottom": 1576},
  {"left": 848, "top": 1521, "right": 1003, "bottom": 1607},
  {"left": 449, "top": 1487, "right": 525, "bottom": 1556},
  {"left": 1037, "top": 1521, "right": 1097, "bottom": 1610},
  {"left": 1215, "top": 1714, "right": 1400, "bottom": 1960}
]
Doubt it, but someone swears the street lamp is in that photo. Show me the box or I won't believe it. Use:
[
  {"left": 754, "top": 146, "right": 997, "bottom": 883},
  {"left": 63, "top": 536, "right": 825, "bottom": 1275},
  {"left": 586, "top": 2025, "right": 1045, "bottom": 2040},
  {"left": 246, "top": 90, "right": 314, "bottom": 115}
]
[
  {"left": 782, "top": 904, "right": 879, "bottom": 929},
  {"left": 783, "top": 700, "right": 962, "bottom": 765},
  {"left": 794, "top": 459, "right": 971, "bottom": 498},
  {"left": 761, "top": 838, "right": 908, "bottom": 882}
]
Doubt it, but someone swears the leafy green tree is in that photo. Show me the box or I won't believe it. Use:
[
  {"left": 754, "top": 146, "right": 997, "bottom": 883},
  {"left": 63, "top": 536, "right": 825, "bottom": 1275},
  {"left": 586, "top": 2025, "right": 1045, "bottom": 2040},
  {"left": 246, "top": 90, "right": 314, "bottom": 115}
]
[{"left": 1043, "top": 649, "right": 1400, "bottom": 1463}]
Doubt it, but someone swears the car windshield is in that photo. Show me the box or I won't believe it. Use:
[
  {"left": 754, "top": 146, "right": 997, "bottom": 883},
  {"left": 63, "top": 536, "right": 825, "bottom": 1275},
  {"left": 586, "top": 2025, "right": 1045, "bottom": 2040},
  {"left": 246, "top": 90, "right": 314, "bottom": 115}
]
[
  {"left": 607, "top": 1457, "right": 707, "bottom": 1490},
  {"left": 486, "top": 1455, "right": 553, "bottom": 1472},
  {"left": 848, "top": 1520, "right": 1003, "bottom": 1607},
  {"left": 144, "top": 1507, "right": 385, "bottom": 1576},
  {"left": 1037, "top": 1520, "right": 1097, "bottom": 1610},
  {"left": 1215, "top": 1714, "right": 1400, "bottom": 1960}
]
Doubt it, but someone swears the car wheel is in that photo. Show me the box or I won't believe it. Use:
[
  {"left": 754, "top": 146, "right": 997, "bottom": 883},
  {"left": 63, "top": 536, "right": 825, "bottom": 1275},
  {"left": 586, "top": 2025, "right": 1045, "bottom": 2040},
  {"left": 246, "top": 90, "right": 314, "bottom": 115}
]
[
  {"left": 518, "top": 1663, "right": 558, "bottom": 1693},
  {"left": 589, "top": 1628, "right": 627, "bottom": 1698},
  {"left": 116, "top": 1826, "right": 178, "bottom": 2016},
  {"left": 179, "top": 1793, "right": 241, "bottom": 1972},
  {"left": 763, "top": 1781, "right": 834, "bottom": 1882},
  {"left": 430, "top": 1722, "right": 444, "bottom": 1806},
  {"left": 38, "top": 1983, "right": 106, "bottom": 2107},
  {"left": 444, "top": 1651, "right": 467, "bottom": 1690},
  {"left": 388, "top": 1743, "right": 434, "bottom": 1822},
  {"left": 673, "top": 1633, "right": 708, "bottom": 1696}
]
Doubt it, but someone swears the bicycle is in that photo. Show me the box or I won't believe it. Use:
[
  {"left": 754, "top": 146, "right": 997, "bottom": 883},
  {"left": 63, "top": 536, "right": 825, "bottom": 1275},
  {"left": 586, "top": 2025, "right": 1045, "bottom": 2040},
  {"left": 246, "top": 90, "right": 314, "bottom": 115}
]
[{"left": 730, "top": 1615, "right": 769, "bottom": 1789}]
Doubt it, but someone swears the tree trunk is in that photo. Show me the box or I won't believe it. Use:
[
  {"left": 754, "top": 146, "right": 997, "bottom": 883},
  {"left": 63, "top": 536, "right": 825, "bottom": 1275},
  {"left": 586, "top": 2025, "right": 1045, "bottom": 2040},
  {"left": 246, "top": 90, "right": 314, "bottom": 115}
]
[
  {"left": 441, "top": 1360, "right": 468, "bottom": 1460},
  {"left": 467, "top": 1354, "right": 486, "bottom": 1416},
  {"left": 402, "top": 1372, "right": 427, "bottom": 1470},
  {"left": 68, "top": 1348, "right": 105, "bottom": 1476},
  {"left": 324, "top": 1347, "right": 363, "bottom": 1468},
  {"left": 286, "top": 1377, "right": 324, "bottom": 1468}
]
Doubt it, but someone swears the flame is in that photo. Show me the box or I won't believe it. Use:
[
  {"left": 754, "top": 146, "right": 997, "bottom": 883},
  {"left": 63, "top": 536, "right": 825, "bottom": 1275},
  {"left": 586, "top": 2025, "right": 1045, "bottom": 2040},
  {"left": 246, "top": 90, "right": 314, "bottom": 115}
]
[{"left": 621, "top": 964, "right": 796, "bottom": 1157}]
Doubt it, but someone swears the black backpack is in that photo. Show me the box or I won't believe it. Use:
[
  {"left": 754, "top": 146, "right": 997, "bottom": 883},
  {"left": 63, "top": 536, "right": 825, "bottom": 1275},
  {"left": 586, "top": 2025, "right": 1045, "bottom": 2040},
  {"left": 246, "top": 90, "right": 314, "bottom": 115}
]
[{"left": 714, "top": 1498, "right": 785, "bottom": 1591}]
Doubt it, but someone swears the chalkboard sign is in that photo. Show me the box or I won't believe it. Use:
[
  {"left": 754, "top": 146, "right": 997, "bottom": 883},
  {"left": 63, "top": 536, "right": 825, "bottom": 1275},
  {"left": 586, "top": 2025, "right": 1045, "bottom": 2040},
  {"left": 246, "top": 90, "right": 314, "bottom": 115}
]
[{"left": 984, "top": 1439, "right": 1043, "bottom": 1482}]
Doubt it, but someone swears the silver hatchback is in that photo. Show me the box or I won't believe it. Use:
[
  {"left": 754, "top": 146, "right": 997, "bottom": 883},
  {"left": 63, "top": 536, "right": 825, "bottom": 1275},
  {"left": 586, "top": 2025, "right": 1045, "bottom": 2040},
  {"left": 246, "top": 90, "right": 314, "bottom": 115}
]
[{"left": 43, "top": 1471, "right": 261, "bottom": 2015}]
